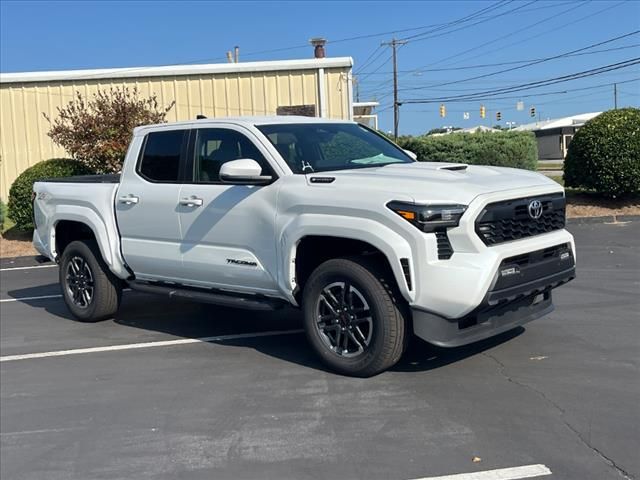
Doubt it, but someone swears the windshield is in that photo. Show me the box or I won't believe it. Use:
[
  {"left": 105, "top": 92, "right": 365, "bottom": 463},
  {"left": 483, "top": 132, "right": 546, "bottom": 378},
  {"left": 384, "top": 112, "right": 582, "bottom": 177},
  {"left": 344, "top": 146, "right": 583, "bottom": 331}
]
[{"left": 256, "top": 123, "right": 414, "bottom": 174}]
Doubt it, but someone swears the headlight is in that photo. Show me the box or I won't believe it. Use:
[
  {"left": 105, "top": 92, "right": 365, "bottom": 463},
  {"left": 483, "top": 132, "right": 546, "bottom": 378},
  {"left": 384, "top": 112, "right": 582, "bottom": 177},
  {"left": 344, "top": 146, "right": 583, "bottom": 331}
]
[{"left": 387, "top": 201, "right": 467, "bottom": 232}]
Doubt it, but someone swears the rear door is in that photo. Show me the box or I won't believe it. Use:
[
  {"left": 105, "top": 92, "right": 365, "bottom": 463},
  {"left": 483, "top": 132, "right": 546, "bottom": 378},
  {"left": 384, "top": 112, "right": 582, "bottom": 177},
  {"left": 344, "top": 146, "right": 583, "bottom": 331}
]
[
  {"left": 177, "top": 126, "right": 280, "bottom": 294},
  {"left": 116, "top": 128, "right": 188, "bottom": 281}
]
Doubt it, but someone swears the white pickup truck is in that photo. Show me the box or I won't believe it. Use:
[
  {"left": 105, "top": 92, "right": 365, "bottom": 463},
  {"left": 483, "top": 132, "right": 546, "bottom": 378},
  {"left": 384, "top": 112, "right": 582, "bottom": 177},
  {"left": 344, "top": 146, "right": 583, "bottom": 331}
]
[{"left": 33, "top": 116, "right": 575, "bottom": 376}]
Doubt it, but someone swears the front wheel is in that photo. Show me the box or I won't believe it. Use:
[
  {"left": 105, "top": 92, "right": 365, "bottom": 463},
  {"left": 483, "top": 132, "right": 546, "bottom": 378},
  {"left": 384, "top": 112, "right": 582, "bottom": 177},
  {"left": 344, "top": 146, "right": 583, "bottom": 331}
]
[
  {"left": 302, "top": 257, "right": 409, "bottom": 377},
  {"left": 60, "top": 240, "right": 122, "bottom": 322}
]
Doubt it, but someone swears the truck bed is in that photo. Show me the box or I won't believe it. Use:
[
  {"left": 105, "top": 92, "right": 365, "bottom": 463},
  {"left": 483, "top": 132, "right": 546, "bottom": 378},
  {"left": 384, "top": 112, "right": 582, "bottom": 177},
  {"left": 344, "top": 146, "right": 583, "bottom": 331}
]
[
  {"left": 40, "top": 174, "right": 121, "bottom": 183},
  {"left": 32, "top": 179, "right": 128, "bottom": 277}
]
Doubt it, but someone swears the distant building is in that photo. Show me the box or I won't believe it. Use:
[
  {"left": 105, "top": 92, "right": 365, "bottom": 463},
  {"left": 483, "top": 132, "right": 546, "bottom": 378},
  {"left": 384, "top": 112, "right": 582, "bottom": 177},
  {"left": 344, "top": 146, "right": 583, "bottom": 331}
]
[
  {"left": 429, "top": 125, "right": 500, "bottom": 136},
  {"left": 353, "top": 101, "right": 379, "bottom": 129},
  {"left": 514, "top": 112, "right": 601, "bottom": 160},
  {"left": 0, "top": 57, "right": 356, "bottom": 200}
]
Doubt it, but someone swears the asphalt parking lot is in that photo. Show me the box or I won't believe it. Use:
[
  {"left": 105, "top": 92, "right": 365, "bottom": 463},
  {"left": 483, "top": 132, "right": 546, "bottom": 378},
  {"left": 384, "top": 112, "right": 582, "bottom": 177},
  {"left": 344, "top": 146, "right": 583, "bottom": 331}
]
[{"left": 1, "top": 221, "right": 638, "bottom": 480}]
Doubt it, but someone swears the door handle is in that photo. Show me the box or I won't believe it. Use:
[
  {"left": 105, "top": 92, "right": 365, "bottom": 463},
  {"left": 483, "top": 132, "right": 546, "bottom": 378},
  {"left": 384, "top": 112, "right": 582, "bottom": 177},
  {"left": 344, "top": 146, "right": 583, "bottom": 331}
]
[
  {"left": 118, "top": 194, "right": 139, "bottom": 205},
  {"left": 179, "top": 196, "right": 203, "bottom": 207}
]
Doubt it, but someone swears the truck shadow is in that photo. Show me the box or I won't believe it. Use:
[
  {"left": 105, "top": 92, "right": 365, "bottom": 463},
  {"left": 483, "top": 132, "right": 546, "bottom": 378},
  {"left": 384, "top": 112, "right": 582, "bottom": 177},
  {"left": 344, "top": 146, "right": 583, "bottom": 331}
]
[{"left": 7, "top": 284, "right": 523, "bottom": 376}]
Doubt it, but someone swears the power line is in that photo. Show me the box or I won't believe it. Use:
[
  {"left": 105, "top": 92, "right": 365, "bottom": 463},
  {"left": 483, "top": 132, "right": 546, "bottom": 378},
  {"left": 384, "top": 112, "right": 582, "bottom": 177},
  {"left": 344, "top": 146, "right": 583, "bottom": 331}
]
[
  {"left": 399, "top": 0, "right": 514, "bottom": 42},
  {"left": 364, "top": 0, "right": 623, "bottom": 103},
  {"left": 399, "top": 30, "right": 640, "bottom": 93},
  {"left": 400, "top": 0, "right": 536, "bottom": 45},
  {"left": 354, "top": 46, "right": 385, "bottom": 74},
  {"left": 355, "top": 1, "right": 512, "bottom": 78},
  {"left": 401, "top": 60, "right": 640, "bottom": 104},
  {"left": 356, "top": 43, "right": 640, "bottom": 75},
  {"left": 422, "top": 0, "right": 628, "bottom": 72}
]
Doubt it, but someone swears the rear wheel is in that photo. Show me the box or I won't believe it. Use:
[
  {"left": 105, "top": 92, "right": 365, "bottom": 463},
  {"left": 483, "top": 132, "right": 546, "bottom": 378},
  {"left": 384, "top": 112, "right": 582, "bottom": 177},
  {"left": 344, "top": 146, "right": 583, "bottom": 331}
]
[
  {"left": 60, "top": 240, "right": 122, "bottom": 322},
  {"left": 302, "top": 257, "right": 409, "bottom": 377}
]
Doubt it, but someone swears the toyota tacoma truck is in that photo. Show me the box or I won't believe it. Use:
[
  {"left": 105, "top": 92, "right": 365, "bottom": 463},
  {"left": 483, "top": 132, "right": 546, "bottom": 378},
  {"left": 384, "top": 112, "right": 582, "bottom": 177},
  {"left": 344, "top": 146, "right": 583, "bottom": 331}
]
[{"left": 33, "top": 116, "right": 575, "bottom": 377}]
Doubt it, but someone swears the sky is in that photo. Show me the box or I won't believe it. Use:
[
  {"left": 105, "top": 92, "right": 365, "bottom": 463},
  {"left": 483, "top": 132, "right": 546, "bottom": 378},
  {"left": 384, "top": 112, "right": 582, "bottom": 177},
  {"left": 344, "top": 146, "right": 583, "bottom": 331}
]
[{"left": 1, "top": 0, "right": 639, "bottom": 135}]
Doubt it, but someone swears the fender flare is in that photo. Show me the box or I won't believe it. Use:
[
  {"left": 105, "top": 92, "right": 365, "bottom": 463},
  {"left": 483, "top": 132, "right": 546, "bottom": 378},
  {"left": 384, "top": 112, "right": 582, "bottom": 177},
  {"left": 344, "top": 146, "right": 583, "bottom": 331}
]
[
  {"left": 278, "top": 214, "right": 415, "bottom": 305},
  {"left": 49, "top": 206, "right": 129, "bottom": 279}
]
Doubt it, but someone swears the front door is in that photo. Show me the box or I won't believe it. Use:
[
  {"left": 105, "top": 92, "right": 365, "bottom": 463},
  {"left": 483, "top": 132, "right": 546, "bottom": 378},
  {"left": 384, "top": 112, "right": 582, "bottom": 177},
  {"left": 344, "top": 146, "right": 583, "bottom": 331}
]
[
  {"left": 116, "top": 129, "right": 187, "bottom": 281},
  {"left": 177, "top": 127, "right": 280, "bottom": 295}
]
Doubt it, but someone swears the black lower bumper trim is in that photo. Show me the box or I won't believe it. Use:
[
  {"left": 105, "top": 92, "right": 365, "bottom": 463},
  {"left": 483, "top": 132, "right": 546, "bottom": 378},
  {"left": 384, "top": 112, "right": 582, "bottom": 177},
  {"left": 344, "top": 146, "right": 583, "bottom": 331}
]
[
  {"left": 412, "top": 266, "right": 575, "bottom": 348},
  {"left": 487, "top": 267, "right": 575, "bottom": 305}
]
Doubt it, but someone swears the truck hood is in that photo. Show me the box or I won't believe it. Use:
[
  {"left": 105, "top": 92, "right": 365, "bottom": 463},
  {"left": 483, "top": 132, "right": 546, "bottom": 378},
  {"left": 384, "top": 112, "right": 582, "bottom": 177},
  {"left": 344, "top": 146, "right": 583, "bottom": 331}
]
[{"left": 315, "top": 162, "right": 559, "bottom": 204}]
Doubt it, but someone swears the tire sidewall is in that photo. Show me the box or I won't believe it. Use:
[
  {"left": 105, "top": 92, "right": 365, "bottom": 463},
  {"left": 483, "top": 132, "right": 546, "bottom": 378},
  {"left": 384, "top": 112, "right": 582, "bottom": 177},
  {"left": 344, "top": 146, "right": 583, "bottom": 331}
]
[
  {"left": 59, "top": 241, "right": 110, "bottom": 321},
  {"left": 302, "top": 260, "right": 392, "bottom": 375}
]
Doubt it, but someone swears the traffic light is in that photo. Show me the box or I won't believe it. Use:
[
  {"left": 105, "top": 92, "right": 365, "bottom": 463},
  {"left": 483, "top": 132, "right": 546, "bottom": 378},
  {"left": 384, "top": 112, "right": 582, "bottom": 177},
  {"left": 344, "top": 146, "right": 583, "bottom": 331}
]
[
  {"left": 530, "top": 106, "right": 536, "bottom": 118},
  {"left": 439, "top": 104, "right": 446, "bottom": 118},
  {"left": 480, "top": 105, "right": 486, "bottom": 118},
  {"left": 496, "top": 111, "right": 502, "bottom": 121}
]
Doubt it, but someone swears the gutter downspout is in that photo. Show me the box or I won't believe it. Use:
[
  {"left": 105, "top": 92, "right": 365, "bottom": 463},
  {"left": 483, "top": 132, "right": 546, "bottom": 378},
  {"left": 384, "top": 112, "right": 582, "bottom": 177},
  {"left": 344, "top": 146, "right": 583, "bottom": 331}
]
[
  {"left": 317, "top": 67, "right": 327, "bottom": 118},
  {"left": 346, "top": 69, "right": 354, "bottom": 121}
]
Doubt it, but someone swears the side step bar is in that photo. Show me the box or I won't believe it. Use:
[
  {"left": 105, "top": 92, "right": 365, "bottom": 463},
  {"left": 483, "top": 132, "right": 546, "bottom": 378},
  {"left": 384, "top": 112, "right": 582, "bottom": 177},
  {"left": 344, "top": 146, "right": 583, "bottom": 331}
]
[{"left": 128, "top": 281, "right": 286, "bottom": 311}]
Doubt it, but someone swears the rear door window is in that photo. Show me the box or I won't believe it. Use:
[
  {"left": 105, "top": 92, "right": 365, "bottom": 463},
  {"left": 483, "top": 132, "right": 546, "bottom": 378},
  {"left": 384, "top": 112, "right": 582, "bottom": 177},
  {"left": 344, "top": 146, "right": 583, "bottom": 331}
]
[{"left": 138, "top": 130, "right": 186, "bottom": 182}]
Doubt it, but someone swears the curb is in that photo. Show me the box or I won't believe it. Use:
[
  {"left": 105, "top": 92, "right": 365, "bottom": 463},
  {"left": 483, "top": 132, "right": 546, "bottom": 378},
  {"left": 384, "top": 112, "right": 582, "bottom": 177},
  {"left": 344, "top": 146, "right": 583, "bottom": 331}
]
[{"left": 567, "top": 214, "right": 640, "bottom": 225}]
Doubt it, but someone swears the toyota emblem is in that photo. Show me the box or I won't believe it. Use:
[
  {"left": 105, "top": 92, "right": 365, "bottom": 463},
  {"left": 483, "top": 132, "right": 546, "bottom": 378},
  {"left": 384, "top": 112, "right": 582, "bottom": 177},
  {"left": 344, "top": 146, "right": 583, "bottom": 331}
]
[{"left": 528, "top": 200, "right": 543, "bottom": 219}]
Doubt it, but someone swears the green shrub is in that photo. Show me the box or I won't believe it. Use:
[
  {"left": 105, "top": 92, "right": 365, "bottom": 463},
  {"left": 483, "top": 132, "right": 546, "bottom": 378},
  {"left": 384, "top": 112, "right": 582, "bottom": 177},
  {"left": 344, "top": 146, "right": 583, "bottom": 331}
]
[
  {"left": 0, "top": 199, "right": 7, "bottom": 232},
  {"left": 395, "top": 131, "right": 538, "bottom": 170},
  {"left": 8, "top": 158, "right": 94, "bottom": 231},
  {"left": 564, "top": 108, "right": 640, "bottom": 197}
]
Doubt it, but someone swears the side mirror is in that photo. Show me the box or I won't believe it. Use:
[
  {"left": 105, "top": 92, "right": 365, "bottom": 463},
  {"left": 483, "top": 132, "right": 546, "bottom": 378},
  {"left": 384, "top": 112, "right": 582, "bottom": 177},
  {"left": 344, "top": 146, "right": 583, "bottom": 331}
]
[
  {"left": 403, "top": 149, "right": 418, "bottom": 161},
  {"left": 219, "top": 159, "right": 273, "bottom": 185}
]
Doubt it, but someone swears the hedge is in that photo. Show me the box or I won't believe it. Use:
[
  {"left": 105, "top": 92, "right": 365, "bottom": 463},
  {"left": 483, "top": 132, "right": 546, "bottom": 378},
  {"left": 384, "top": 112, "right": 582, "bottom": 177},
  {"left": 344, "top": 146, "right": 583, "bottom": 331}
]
[
  {"left": 564, "top": 108, "right": 640, "bottom": 197},
  {"left": 8, "top": 158, "right": 94, "bottom": 231},
  {"left": 395, "top": 131, "right": 538, "bottom": 170},
  {"left": 0, "top": 199, "right": 6, "bottom": 232}
]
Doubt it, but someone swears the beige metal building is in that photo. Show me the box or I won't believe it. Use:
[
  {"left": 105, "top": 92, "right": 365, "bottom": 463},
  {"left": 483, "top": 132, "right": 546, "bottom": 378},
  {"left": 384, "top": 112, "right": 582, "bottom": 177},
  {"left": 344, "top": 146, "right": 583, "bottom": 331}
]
[{"left": 0, "top": 57, "right": 354, "bottom": 200}]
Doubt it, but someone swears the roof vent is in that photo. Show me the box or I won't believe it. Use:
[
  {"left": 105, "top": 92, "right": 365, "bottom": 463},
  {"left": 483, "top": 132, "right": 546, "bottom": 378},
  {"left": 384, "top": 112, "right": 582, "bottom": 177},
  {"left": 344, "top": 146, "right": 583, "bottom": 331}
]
[{"left": 310, "top": 38, "right": 326, "bottom": 58}]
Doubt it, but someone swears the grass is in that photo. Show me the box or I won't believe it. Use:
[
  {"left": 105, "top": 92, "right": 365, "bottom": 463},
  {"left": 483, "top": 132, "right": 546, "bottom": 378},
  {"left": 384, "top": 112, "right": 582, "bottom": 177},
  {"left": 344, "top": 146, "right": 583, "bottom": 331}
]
[
  {"left": 550, "top": 176, "right": 564, "bottom": 186},
  {"left": 1, "top": 216, "right": 16, "bottom": 235},
  {"left": 537, "top": 161, "right": 564, "bottom": 171}
]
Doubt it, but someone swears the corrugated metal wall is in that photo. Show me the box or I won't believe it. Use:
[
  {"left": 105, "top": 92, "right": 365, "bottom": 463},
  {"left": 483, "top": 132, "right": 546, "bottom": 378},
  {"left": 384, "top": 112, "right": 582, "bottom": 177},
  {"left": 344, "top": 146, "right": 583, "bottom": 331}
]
[{"left": 0, "top": 66, "right": 350, "bottom": 200}]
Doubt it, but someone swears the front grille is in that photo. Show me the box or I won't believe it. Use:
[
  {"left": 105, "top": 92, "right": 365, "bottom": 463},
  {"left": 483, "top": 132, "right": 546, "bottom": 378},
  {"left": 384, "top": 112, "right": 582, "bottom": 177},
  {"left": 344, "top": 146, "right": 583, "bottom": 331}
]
[{"left": 475, "top": 193, "right": 566, "bottom": 245}]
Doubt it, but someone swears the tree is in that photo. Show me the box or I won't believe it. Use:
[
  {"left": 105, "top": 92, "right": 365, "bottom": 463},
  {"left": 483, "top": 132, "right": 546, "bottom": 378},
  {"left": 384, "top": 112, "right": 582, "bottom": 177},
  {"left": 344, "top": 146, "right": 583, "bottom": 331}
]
[{"left": 45, "top": 87, "right": 175, "bottom": 173}]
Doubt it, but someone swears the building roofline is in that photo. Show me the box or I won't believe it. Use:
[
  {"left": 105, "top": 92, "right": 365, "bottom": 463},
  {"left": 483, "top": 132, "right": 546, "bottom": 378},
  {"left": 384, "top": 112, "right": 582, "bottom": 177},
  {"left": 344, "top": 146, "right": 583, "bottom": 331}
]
[
  {"left": 0, "top": 57, "right": 354, "bottom": 84},
  {"left": 353, "top": 101, "right": 379, "bottom": 108}
]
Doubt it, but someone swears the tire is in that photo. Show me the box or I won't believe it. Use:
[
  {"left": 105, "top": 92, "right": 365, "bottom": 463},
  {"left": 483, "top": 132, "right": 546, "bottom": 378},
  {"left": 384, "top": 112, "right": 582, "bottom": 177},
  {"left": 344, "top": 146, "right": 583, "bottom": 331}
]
[
  {"left": 59, "top": 240, "right": 122, "bottom": 322},
  {"left": 302, "top": 257, "right": 409, "bottom": 377}
]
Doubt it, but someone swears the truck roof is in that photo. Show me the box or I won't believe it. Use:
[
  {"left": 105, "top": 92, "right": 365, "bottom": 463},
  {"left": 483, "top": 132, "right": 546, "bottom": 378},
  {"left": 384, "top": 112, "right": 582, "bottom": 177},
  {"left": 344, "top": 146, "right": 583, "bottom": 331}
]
[{"left": 133, "top": 115, "right": 354, "bottom": 135}]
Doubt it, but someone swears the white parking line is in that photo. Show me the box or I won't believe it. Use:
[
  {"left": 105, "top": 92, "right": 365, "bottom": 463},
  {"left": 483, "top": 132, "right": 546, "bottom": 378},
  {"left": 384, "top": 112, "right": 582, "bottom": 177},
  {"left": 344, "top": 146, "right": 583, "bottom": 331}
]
[
  {"left": 408, "top": 464, "right": 552, "bottom": 480},
  {"left": 0, "top": 264, "right": 57, "bottom": 272},
  {"left": 0, "top": 329, "right": 304, "bottom": 362},
  {"left": 0, "top": 294, "right": 62, "bottom": 303}
]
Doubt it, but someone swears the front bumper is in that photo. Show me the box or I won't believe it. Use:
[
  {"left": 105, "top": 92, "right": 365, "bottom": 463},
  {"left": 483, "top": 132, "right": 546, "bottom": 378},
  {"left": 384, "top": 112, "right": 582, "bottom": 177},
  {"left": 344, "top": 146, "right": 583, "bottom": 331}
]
[{"left": 412, "top": 262, "right": 575, "bottom": 348}]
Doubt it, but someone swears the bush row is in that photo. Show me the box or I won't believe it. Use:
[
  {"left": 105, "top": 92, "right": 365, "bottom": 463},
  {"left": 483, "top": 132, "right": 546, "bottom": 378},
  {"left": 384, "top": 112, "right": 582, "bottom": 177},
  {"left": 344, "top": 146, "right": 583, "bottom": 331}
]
[
  {"left": 395, "top": 131, "right": 538, "bottom": 170},
  {"left": 564, "top": 108, "right": 640, "bottom": 198}
]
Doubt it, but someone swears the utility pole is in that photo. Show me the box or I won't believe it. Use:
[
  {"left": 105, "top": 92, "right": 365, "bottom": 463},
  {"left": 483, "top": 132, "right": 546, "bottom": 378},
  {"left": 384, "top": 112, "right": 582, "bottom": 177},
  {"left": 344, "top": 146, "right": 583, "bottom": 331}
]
[
  {"left": 614, "top": 83, "right": 618, "bottom": 109},
  {"left": 382, "top": 38, "right": 407, "bottom": 140}
]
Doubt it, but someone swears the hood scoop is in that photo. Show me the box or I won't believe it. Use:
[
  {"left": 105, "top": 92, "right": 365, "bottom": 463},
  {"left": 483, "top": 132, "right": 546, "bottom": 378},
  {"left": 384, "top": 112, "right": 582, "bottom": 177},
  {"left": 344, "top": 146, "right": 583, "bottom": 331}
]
[{"left": 436, "top": 163, "right": 468, "bottom": 171}]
